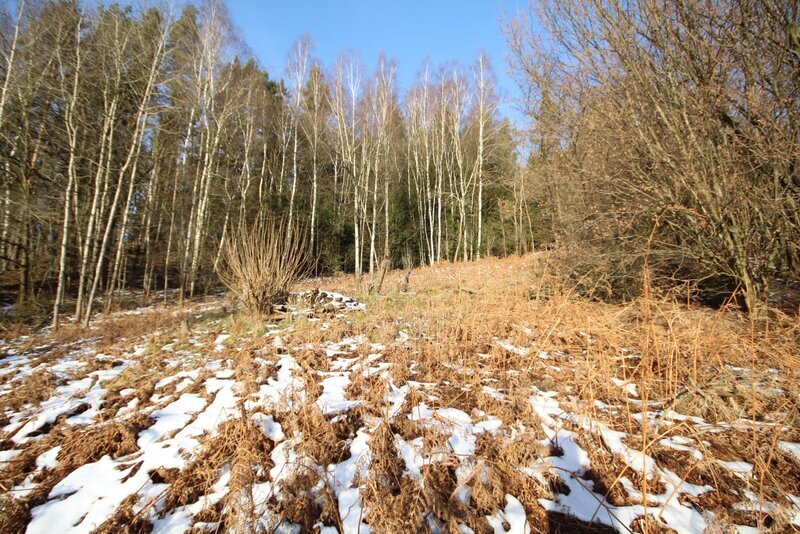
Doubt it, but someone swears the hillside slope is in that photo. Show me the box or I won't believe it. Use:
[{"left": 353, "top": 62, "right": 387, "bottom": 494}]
[{"left": 1, "top": 255, "right": 798, "bottom": 533}]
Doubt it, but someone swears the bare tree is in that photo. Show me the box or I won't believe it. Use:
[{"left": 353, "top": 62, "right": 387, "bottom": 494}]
[{"left": 285, "top": 35, "right": 310, "bottom": 237}]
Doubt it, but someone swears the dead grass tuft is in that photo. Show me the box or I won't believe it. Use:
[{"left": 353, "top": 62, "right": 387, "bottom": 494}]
[
  {"left": 94, "top": 494, "right": 153, "bottom": 533},
  {"left": 473, "top": 435, "right": 546, "bottom": 515},
  {"left": 0, "top": 493, "right": 30, "bottom": 533},
  {"left": 292, "top": 407, "right": 352, "bottom": 467},
  {"left": 60, "top": 414, "right": 150, "bottom": 466},
  {"left": 0, "top": 369, "right": 55, "bottom": 421}
]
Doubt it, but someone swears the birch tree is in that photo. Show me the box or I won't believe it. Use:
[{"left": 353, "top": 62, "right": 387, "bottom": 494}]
[
  {"left": 472, "top": 52, "right": 496, "bottom": 260},
  {"left": 0, "top": 0, "right": 528, "bottom": 325},
  {"left": 52, "top": 8, "right": 82, "bottom": 331},
  {"left": 284, "top": 35, "right": 310, "bottom": 237}
]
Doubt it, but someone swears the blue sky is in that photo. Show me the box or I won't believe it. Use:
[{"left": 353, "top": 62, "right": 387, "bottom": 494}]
[{"left": 226, "top": 0, "right": 527, "bottom": 124}]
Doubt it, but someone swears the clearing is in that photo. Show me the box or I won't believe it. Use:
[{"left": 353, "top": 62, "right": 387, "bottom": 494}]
[{"left": 0, "top": 255, "right": 798, "bottom": 533}]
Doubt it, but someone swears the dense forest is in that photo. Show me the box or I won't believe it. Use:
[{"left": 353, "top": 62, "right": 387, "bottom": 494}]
[
  {"left": 1, "top": 0, "right": 798, "bottom": 328},
  {"left": 0, "top": 0, "right": 524, "bottom": 327}
]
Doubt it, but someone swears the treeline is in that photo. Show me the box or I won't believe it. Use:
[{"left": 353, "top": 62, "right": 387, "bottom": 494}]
[
  {"left": 0, "top": 0, "right": 528, "bottom": 325},
  {"left": 508, "top": 0, "right": 800, "bottom": 312}
]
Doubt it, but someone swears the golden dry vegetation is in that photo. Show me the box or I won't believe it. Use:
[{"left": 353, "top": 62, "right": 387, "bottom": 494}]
[{"left": 0, "top": 254, "right": 798, "bottom": 533}]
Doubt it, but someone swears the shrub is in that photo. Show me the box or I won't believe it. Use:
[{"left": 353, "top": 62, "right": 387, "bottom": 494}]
[
  {"left": 216, "top": 218, "right": 310, "bottom": 315},
  {"left": 507, "top": 0, "right": 800, "bottom": 313}
]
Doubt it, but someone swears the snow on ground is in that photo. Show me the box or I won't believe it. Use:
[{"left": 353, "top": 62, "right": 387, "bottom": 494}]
[
  {"left": 26, "top": 365, "right": 239, "bottom": 533},
  {"left": 528, "top": 388, "right": 713, "bottom": 532},
  {"left": 0, "top": 288, "right": 798, "bottom": 533}
]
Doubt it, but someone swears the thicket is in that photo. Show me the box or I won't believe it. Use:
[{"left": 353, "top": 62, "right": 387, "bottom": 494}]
[{"left": 507, "top": 0, "right": 800, "bottom": 312}]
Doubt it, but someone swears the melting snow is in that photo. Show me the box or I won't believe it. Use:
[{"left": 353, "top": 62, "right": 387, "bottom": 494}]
[
  {"left": 27, "top": 377, "right": 239, "bottom": 533},
  {"left": 486, "top": 495, "right": 530, "bottom": 534},
  {"left": 529, "top": 388, "right": 713, "bottom": 532},
  {"left": 11, "top": 362, "right": 129, "bottom": 443},
  {"left": 4, "top": 287, "right": 794, "bottom": 533},
  {"left": 326, "top": 428, "right": 372, "bottom": 533}
]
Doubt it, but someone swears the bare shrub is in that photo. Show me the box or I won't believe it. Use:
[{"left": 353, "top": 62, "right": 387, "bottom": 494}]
[
  {"left": 506, "top": 0, "right": 800, "bottom": 313},
  {"left": 216, "top": 218, "right": 310, "bottom": 315}
]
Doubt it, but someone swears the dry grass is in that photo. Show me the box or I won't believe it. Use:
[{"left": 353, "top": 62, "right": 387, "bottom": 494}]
[
  {"left": 1, "top": 253, "right": 798, "bottom": 532},
  {"left": 290, "top": 253, "right": 799, "bottom": 532}
]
